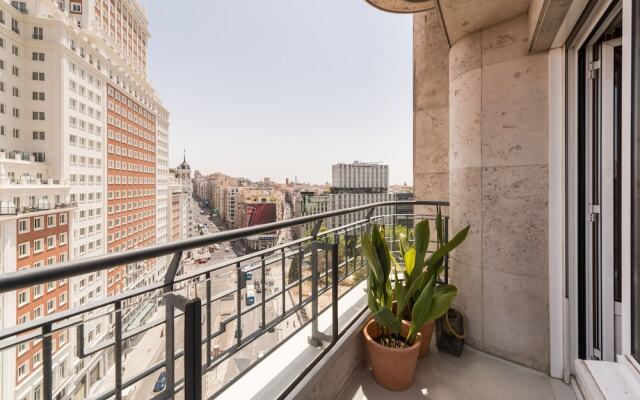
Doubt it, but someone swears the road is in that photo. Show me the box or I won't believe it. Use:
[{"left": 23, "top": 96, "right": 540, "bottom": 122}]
[{"left": 119, "top": 197, "right": 292, "bottom": 399}]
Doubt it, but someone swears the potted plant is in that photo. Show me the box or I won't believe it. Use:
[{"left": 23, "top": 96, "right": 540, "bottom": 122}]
[
  {"left": 361, "top": 216, "right": 470, "bottom": 391},
  {"left": 394, "top": 211, "right": 469, "bottom": 357}
]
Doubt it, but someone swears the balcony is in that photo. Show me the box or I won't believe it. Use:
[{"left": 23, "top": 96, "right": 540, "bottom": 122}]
[{"left": 0, "top": 200, "right": 581, "bottom": 400}]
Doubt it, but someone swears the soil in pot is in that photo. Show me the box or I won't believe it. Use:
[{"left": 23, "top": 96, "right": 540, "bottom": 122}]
[{"left": 363, "top": 319, "right": 422, "bottom": 391}]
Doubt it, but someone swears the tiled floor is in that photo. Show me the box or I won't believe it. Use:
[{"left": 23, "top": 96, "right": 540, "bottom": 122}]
[{"left": 338, "top": 343, "right": 578, "bottom": 400}]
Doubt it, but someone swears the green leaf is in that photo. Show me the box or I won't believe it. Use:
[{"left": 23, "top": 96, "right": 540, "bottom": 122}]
[
  {"left": 411, "top": 220, "right": 430, "bottom": 283},
  {"left": 361, "top": 230, "right": 383, "bottom": 284},
  {"left": 399, "top": 232, "right": 410, "bottom": 258},
  {"left": 372, "top": 225, "right": 391, "bottom": 281},
  {"left": 372, "top": 307, "right": 401, "bottom": 334},
  {"left": 403, "top": 248, "right": 416, "bottom": 278},
  {"left": 410, "top": 272, "right": 436, "bottom": 332},
  {"left": 426, "top": 225, "right": 470, "bottom": 271},
  {"left": 426, "top": 285, "right": 458, "bottom": 321}
]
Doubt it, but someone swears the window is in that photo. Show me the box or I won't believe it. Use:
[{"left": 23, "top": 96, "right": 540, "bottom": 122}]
[
  {"left": 32, "top": 27, "right": 43, "bottom": 40},
  {"left": 32, "top": 111, "right": 45, "bottom": 120},
  {"left": 18, "top": 219, "right": 29, "bottom": 233},
  {"left": 46, "top": 299, "right": 55, "bottom": 312},
  {"left": 32, "top": 131, "right": 45, "bottom": 140},
  {"left": 32, "top": 72, "right": 45, "bottom": 81},
  {"left": 18, "top": 242, "right": 29, "bottom": 258},
  {"left": 33, "top": 239, "right": 43, "bottom": 254},
  {"left": 32, "top": 351, "right": 42, "bottom": 367},
  {"left": 11, "top": 45, "right": 18, "bottom": 56},
  {"left": 47, "top": 235, "right": 55, "bottom": 249},
  {"left": 12, "top": 87, "right": 18, "bottom": 97},
  {"left": 17, "top": 363, "right": 27, "bottom": 381},
  {"left": 59, "top": 232, "right": 67, "bottom": 245},
  {"left": 33, "top": 217, "right": 43, "bottom": 230},
  {"left": 11, "top": 18, "right": 19, "bottom": 34},
  {"left": 31, "top": 52, "right": 44, "bottom": 61},
  {"left": 12, "top": 66, "right": 18, "bottom": 76},
  {"left": 17, "top": 290, "right": 28, "bottom": 307},
  {"left": 33, "top": 284, "right": 42, "bottom": 299},
  {"left": 71, "top": 2, "right": 81, "bottom": 13},
  {"left": 32, "top": 91, "right": 45, "bottom": 101}
]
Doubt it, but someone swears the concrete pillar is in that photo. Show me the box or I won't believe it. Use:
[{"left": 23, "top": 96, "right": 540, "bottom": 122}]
[
  {"left": 413, "top": 8, "right": 449, "bottom": 209},
  {"left": 448, "top": 15, "right": 550, "bottom": 372}
]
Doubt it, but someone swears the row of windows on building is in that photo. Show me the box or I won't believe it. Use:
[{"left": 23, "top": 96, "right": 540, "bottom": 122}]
[
  {"left": 69, "top": 192, "right": 102, "bottom": 204},
  {"left": 69, "top": 154, "right": 103, "bottom": 168},
  {"left": 107, "top": 128, "right": 155, "bottom": 153},
  {"left": 106, "top": 175, "right": 155, "bottom": 185},
  {"left": 69, "top": 134, "right": 102, "bottom": 149},
  {"left": 107, "top": 227, "right": 155, "bottom": 249},
  {"left": 17, "top": 236, "right": 68, "bottom": 259},
  {"left": 107, "top": 145, "right": 155, "bottom": 165},
  {"left": 68, "top": 174, "right": 102, "bottom": 185},
  {"left": 18, "top": 214, "right": 68, "bottom": 234}
]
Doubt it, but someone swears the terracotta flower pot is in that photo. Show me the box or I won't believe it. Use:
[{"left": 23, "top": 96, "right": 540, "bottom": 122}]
[
  {"left": 391, "top": 301, "right": 435, "bottom": 358},
  {"left": 417, "top": 320, "right": 435, "bottom": 358},
  {"left": 363, "top": 319, "right": 422, "bottom": 391}
]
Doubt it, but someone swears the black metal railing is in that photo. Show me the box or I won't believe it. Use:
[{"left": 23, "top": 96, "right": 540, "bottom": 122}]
[{"left": 0, "top": 200, "right": 448, "bottom": 400}]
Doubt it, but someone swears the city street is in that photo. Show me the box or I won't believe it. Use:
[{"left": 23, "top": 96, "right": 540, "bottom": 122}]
[{"left": 102, "top": 197, "right": 299, "bottom": 399}]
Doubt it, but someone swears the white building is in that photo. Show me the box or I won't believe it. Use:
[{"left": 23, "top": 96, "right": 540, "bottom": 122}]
[
  {"left": 176, "top": 154, "right": 193, "bottom": 238},
  {"left": 0, "top": 0, "right": 169, "bottom": 398},
  {"left": 331, "top": 161, "right": 388, "bottom": 191}
]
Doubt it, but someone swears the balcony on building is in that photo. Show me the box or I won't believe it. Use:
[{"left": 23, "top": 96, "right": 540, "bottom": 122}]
[{"left": 0, "top": 149, "right": 74, "bottom": 216}]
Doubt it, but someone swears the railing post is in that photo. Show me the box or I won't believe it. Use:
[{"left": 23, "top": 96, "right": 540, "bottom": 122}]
[
  {"left": 206, "top": 271, "right": 212, "bottom": 366},
  {"left": 236, "top": 262, "right": 243, "bottom": 344},
  {"left": 308, "top": 241, "right": 333, "bottom": 346},
  {"left": 308, "top": 241, "right": 321, "bottom": 346},
  {"left": 184, "top": 298, "right": 202, "bottom": 400},
  {"left": 163, "top": 251, "right": 181, "bottom": 398},
  {"left": 331, "top": 242, "right": 339, "bottom": 343},
  {"left": 281, "top": 248, "right": 286, "bottom": 316},
  {"left": 261, "top": 255, "right": 266, "bottom": 329},
  {"left": 444, "top": 215, "right": 450, "bottom": 284},
  {"left": 42, "top": 323, "right": 53, "bottom": 400},
  {"left": 114, "top": 301, "right": 123, "bottom": 400},
  {"left": 298, "top": 245, "right": 303, "bottom": 306}
]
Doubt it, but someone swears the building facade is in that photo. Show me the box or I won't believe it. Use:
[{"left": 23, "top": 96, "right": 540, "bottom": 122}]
[{"left": 0, "top": 0, "right": 169, "bottom": 398}]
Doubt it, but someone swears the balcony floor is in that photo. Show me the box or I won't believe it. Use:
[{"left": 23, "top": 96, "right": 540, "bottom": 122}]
[{"left": 338, "top": 342, "right": 578, "bottom": 400}]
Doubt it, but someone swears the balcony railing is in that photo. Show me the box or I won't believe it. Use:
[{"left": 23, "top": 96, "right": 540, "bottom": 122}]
[{"left": 0, "top": 200, "right": 448, "bottom": 400}]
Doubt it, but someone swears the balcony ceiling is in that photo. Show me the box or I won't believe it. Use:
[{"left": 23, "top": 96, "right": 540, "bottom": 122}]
[
  {"left": 365, "top": 0, "right": 436, "bottom": 13},
  {"left": 367, "top": 0, "right": 531, "bottom": 44},
  {"left": 439, "top": 0, "right": 530, "bottom": 43}
]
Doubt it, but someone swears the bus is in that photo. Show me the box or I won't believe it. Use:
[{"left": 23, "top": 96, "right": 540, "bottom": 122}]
[{"left": 245, "top": 288, "right": 255, "bottom": 306}]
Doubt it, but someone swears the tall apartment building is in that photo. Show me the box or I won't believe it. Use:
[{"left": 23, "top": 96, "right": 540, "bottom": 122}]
[
  {"left": 0, "top": 1, "right": 169, "bottom": 399},
  {"left": 331, "top": 161, "right": 388, "bottom": 192},
  {"left": 328, "top": 162, "right": 393, "bottom": 228}
]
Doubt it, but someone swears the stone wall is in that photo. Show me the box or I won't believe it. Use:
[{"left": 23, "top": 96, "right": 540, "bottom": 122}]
[
  {"left": 413, "top": 8, "right": 450, "bottom": 208},
  {"left": 447, "top": 15, "right": 550, "bottom": 372}
]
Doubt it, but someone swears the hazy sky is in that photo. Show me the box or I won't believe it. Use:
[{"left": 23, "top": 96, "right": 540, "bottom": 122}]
[{"left": 142, "top": 0, "right": 413, "bottom": 185}]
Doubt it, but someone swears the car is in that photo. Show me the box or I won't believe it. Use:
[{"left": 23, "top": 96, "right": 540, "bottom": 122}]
[{"left": 153, "top": 371, "right": 166, "bottom": 392}]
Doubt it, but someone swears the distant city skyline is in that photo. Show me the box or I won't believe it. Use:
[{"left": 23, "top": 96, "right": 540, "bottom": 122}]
[{"left": 142, "top": 0, "right": 413, "bottom": 185}]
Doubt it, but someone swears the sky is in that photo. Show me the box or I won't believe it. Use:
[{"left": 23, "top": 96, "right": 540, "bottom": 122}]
[{"left": 141, "top": 0, "right": 413, "bottom": 185}]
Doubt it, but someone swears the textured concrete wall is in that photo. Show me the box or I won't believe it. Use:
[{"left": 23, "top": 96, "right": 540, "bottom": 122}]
[
  {"left": 448, "top": 15, "right": 550, "bottom": 372},
  {"left": 413, "top": 8, "right": 450, "bottom": 208}
]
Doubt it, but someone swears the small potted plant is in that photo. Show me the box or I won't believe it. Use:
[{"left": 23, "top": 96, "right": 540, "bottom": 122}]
[{"left": 362, "top": 223, "right": 466, "bottom": 390}]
